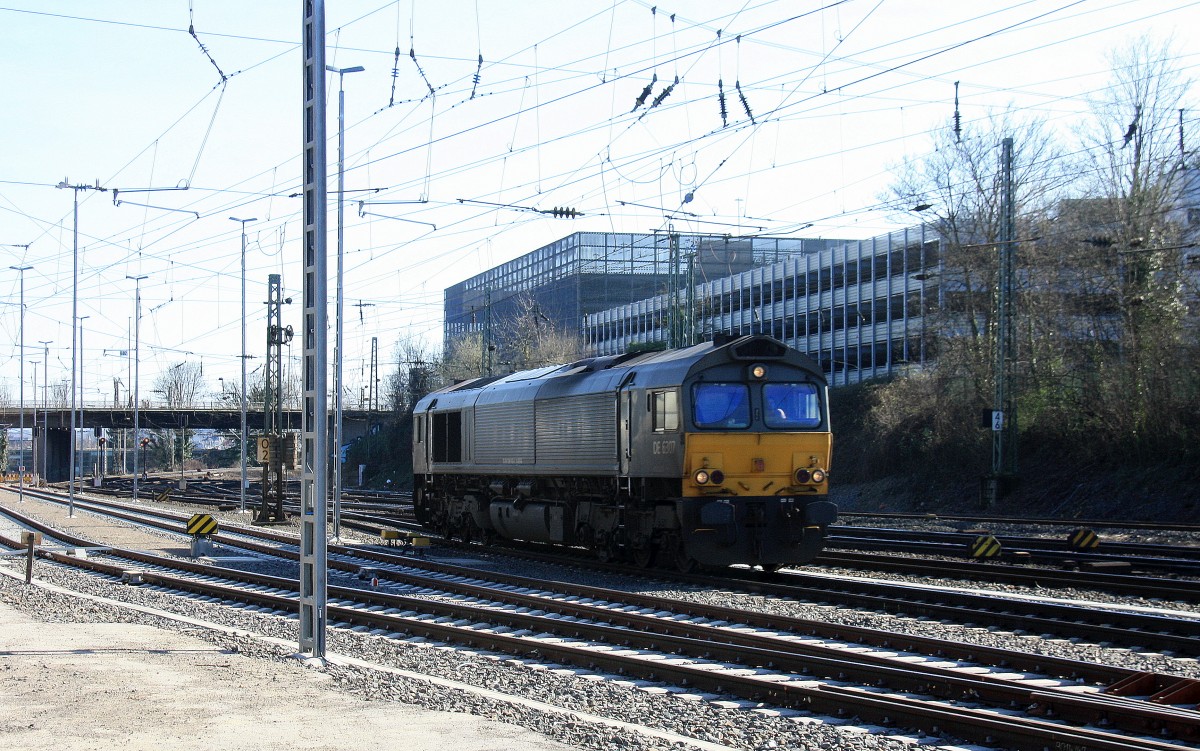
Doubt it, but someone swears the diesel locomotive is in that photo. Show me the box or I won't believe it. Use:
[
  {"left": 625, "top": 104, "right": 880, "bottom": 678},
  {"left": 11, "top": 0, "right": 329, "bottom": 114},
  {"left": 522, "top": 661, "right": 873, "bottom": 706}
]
[{"left": 411, "top": 334, "right": 835, "bottom": 571}]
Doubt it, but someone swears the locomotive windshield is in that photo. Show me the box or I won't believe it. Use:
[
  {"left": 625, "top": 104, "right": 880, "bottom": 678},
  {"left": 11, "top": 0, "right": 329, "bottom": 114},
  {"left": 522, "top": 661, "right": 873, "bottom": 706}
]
[
  {"left": 763, "top": 383, "right": 822, "bottom": 429},
  {"left": 692, "top": 383, "right": 751, "bottom": 428},
  {"left": 692, "top": 381, "right": 822, "bottom": 430}
]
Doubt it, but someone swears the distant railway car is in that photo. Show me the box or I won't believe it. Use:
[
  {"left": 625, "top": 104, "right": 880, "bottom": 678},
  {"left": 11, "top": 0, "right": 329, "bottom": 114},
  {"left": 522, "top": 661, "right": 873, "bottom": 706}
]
[{"left": 412, "top": 334, "right": 835, "bottom": 571}]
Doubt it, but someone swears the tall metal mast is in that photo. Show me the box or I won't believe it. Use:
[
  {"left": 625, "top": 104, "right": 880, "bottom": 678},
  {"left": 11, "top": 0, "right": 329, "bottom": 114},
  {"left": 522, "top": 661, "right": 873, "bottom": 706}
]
[
  {"left": 990, "top": 137, "right": 1019, "bottom": 503},
  {"left": 299, "top": 0, "right": 330, "bottom": 658},
  {"left": 257, "top": 273, "right": 290, "bottom": 525}
]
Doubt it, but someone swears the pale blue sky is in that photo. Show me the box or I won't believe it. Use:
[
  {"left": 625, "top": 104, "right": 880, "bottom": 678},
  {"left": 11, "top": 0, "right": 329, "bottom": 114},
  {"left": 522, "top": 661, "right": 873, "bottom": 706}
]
[{"left": 1, "top": 0, "right": 1197, "bottom": 406}]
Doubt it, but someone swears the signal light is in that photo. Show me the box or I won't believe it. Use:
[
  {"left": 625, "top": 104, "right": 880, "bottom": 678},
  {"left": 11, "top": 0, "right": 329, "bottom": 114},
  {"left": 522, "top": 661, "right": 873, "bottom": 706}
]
[
  {"left": 98, "top": 438, "right": 107, "bottom": 446},
  {"left": 140, "top": 438, "right": 150, "bottom": 447}
]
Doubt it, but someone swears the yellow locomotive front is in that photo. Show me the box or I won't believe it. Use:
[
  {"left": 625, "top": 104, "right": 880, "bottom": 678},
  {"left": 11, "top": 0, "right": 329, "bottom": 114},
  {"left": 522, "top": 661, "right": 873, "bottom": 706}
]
[{"left": 674, "top": 363, "right": 835, "bottom": 569}]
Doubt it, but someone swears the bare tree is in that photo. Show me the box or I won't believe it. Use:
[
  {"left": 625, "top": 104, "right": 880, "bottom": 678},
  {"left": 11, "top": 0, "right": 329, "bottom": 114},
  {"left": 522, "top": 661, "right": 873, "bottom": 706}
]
[
  {"left": 154, "top": 361, "right": 204, "bottom": 407},
  {"left": 868, "top": 36, "right": 1200, "bottom": 479},
  {"left": 1061, "top": 35, "right": 1198, "bottom": 458},
  {"left": 498, "top": 292, "right": 582, "bottom": 371},
  {"left": 385, "top": 338, "right": 437, "bottom": 414},
  {"left": 441, "top": 293, "right": 583, "bottom": 381},
  {"left": 49, "top": 379, "right": 71, "bottom": 408},
  {"left": 150, "top": 361, "right": 204, "bottom": 469},
  {"left": 441, "top": 331, "right": 486, "bottom": 383},
  {"left": 881, "top": 110, "right": 1071, "bottom": 471}
]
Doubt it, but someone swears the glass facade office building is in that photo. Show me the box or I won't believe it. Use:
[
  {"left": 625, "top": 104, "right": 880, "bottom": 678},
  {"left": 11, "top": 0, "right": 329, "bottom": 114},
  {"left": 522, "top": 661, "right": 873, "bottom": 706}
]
[
  {"left": 584, "top": 225, "right": 942, "bottom": 387},
  {"left": 443, "top": 231, "right": 846, "bottom": 352}
]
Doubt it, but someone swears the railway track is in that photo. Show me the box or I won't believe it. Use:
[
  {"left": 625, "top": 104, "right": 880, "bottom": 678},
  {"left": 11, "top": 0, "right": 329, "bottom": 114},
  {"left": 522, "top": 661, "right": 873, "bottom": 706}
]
[
  {"left": 13, "top": 486, "right": 1200, "bottom": 653},
  {"left": 826, "top": 525, "right": 1200, "bottom": 576},
  {"left": 73, "top": 478, "right": 1200, "bottom": 581},
  {"left": 4, "top": 499, "right": 1200, "bottom": 750},
  {"left": 839, "top": 510, "right": 1200, "bottom": 535}
]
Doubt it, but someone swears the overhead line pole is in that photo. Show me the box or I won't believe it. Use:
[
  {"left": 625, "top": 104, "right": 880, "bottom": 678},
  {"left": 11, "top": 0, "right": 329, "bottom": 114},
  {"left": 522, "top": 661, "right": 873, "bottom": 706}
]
[
  {"left": 989, "top": 137, "right": 1018, "bottom": 506},
  {"left": 57, "top": 180, "right": 107, "bottom": 517},
  {"left": 299, "top": 0, "right": 330, "bottom": 660},
  {"left": 10, "top": 264, "right": 32, "bottom": 503},
  {"left": 127, "top": 275, "right": 148, "bottom": 501},
  {"left": 38, "top": 341, "right": 51, "bottom": 482},
  {"left": 78, "top": 315, "right": 90, "bottom": 487},
  {"left": 326, "top": 62, "right": 364, "bottom": 542},
  {"left": 230, "top": 216, "right": 258, "bottom": 515}
]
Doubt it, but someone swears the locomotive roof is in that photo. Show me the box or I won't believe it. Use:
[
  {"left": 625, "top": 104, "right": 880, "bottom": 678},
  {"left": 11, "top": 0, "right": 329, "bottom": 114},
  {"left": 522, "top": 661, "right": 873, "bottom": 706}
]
[{"left": 414, "top": 335, "right": 824, "bottom": 411}]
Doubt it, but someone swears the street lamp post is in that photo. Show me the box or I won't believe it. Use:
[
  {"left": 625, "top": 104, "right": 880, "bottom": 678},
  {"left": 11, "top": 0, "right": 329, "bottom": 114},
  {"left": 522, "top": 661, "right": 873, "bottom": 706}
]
[
  {"left": 29, "top": 359, "right": 39, "bottom": 487},
  {"left": 10, "top": 264, "right": 31, "bottom": 502},
  {"left": 57, "top": 179, "right": 106, "bottom": 517},
  {"left": 38, "top": 341, "right": 51, "bottom": 482},
  {"left": 127, "top": 274, "right": 148, "bottom": 501},
  {"left": 78, "top": 314, "right": 90, "bottom": 487},
  {"left": 230, "top": 216, "right": 258, "bottom": 514},
  {"left": 326, "top": 63, "right": 364, "bottom": 541}
]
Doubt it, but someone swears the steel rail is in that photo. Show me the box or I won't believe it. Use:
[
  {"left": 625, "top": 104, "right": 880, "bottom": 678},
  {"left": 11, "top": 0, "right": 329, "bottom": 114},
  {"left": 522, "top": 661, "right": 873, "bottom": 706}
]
[
  {"left": 7, "top": 533, "right": 1195, "bottom": 751},
  {"left": 8, "top": 488, "right": 1200, "bottom": 656}
]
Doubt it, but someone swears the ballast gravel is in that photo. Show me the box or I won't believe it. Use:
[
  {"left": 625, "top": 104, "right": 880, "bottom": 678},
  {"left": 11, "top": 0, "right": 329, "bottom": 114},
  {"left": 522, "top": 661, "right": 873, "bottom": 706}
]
[{"left": 3, "top": 497, "right": 1199, "bottom": 751}]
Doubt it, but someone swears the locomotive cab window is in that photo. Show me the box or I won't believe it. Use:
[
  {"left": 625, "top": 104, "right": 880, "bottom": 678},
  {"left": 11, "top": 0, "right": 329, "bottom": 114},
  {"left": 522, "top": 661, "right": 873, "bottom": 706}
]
[
  {"left": 652, "top": 390, "right": 679, "bottom": 432},
  {"left": 763, "top": 383, "right": 821, "bottom": 429},
  {"left": 692, "top": 383, "right": 750, "bottom": 429}
]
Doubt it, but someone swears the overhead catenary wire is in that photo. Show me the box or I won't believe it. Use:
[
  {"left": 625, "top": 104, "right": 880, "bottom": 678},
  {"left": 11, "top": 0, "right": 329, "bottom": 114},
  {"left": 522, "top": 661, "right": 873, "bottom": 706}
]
[{"left": 3, "top": 1, "right": 1196, "bottom": 383}]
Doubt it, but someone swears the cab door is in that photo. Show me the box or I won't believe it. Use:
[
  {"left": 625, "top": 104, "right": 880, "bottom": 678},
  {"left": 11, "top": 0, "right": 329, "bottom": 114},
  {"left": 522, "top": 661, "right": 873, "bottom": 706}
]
[{"left": 617, "top": 372, "right": 636, "bottom": 476}]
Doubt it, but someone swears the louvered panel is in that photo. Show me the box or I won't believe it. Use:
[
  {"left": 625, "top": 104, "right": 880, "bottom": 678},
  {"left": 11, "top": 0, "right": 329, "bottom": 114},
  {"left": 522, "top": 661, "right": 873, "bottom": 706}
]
[
  {"left": 474, "top": 402, "right": 535, "bottom": 465},
  {"left": 536, "top": 394, "right": 618, "bottom": 468}
]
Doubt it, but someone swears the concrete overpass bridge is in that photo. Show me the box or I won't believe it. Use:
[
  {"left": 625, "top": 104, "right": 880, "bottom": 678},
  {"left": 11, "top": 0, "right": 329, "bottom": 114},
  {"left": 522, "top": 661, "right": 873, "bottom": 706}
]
[{"left": 0, "top": 404, "right": 386, "bottom": 482}]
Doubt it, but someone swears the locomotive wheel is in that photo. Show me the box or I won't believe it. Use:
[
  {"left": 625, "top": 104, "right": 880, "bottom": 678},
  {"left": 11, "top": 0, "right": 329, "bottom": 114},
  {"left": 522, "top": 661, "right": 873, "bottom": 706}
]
[
  {"left": 593, "top": 531, "right": 615, "bottom": 563},
  {"left": 664, "top": 534, "right": 697, "bottom": 573},
  {"left": 674, "top": 550, "right": 698, "bottom": 574},
  {"left": 631, "top": 543, "right": 656, "bottom": 569}
]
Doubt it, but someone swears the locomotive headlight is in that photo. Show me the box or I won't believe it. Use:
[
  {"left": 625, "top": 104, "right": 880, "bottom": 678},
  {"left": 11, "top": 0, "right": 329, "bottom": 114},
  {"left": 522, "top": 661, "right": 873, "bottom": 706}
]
[
  {"left": 748, "top": 363, "right": 768, "bottom": 380},
  {"left": 694, "top": 469, "right": 711, "bottom": 485},
  {"left": 709, "top": 469, "right": 725, "bottom": 484},
  {"left": 795, "top": 468, "right": 826, "bottom": 485}
]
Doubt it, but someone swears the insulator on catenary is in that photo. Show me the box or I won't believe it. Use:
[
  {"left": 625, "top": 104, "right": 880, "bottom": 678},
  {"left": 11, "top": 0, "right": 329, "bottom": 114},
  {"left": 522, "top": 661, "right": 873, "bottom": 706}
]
[
  {"left": 470, "top": 53, "right": 483, "bottom": 100},
  {"left": 718, "top": 79, "right": 728, "bottom": 127},
  {"left": 651, "top": 78, "right": 676, "bottom": 109},
  {"left": 388, "top": 46, "right": 401, "bottom": 107},
  {"left": 953, "top": 80, "right": 961, "bottom": 143},
  {"left": 632, "top": 72, "right": 657, "bottom": 112},
  {"left": 735, "top": 80, "right": 754, "bottom": 124}
]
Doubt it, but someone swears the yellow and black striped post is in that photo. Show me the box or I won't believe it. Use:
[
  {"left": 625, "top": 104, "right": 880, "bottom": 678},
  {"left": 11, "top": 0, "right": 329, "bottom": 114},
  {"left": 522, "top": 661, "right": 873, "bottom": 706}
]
[
  {"left": 187, "top": 514, "right": 218, "bottom": 558},
  {"left": 1068, "top": 528, "right": 1100, "bottom": 551},
  {"left": 187, "top": 514, "right": 218, "bottom": 537},
  {"left": 969, "top": 534, "right": 1002, "bottom": 559}
]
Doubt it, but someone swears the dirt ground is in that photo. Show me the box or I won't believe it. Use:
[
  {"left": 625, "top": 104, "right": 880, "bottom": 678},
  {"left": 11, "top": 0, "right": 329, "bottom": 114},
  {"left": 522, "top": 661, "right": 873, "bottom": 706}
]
[{"left": 0, "top": 591, "right": 579, "bottom": 751}]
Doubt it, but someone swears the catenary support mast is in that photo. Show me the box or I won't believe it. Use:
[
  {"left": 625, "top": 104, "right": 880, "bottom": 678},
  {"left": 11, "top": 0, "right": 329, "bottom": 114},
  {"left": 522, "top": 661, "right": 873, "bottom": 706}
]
[{"left": 299, "top": 0, "right": 330, "bottom": 659}]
